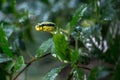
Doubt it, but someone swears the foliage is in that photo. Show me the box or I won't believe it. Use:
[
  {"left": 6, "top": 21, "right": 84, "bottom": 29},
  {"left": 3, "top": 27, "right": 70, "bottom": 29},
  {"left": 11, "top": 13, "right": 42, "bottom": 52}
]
[
  {"left": 0, "top": 0, "right": 120, "bottom": 80},
  {"left": 43, "top": 66, "right": 64, "bottom": 80},
  {"left": 0, "top": 24, "right": 13, "bottom": 58}
]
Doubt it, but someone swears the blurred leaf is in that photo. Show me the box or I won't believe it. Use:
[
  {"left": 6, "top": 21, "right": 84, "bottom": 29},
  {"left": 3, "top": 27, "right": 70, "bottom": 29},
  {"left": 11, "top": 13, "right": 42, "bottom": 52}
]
[
  {"left": 98, "top": 69, "right": 111, "bottom": 80},
  {"left": 43, "top": 66, "right": 64, "bottom": 80},
  {"left": 13, "top": 56, "right": 25, "bottom": 73},
  {"left": 70, "top": 50, "right": 79, "bottom": 65},
  {"left": 35, "top": 38, "right": 53, "bottom": 58},
  {"left": 88, "top": 66, "right": 100, "bottom": 80},
  {"left": 91, "top": 0, "right": 100, "bottom": 15},
  {"left": 81, "top": 19, "right": 95, "bottom": 27},
  {"left": 69, "top": 4, "right": 87, "bottom": 33},
  {"left": 50, "top": 42, "right": 56, "bottom": 57},
  {"left": 11, "top": 0, "right": 16, "bottom": 14},
  {"left": 73, "top": 67, "right": 84, "bottom": 80},
  {"left": 0, "top": 24, "right": 14, "bottom": 58},
  {"left": 105, "top": 21, "right": 120, "bottom": 63},
  {"left": 0, "top": 21, "right": 11, "bottom": 25},
  {"left": 53, "top": 33, "right": 70, "bottom": 62},
  {"left": 40, "top": 0, "right": 50, "bottom": 5},
  {"left": 0, "top": 67, "right": 7, "bottom": 80},
  {"left": 112, "top": 61, "right": 120, "bottom": 80}
]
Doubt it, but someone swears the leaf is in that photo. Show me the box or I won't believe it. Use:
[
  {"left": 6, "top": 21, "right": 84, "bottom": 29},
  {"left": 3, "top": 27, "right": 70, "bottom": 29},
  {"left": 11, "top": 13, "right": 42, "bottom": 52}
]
[
  {"left": 0, "top": 24, "right": 14, "bottom": 58},
  {"left": 69, "top": 4, "right": 87, "bottom": 33},
  {"left": 53, "top": 34, "right": 70, "bottom": 62},
  {"left": 11, "top": 0, "right": 16, "bottom": 14},
  {"left": 88, "top": 66, "right": 100, "bottom": 80},
  {"left": 105, "top": 21, "right": 120, "bottom": 63},
  {"left": 50, "top": 42, "right": 57, "bottom": 57},
  {"left": 0, "top": 67, "right": 7, "bottom": 80},
  {"left": 73, "top": 67, "right": 84, "bottom": 80},
  {"left": 35, "top": 38, "right": 53, "bottom": 58},
  {"left": 70, "top": 50, "right": 79, "bottom": 65},
  {"left": 112, "top": 62, "right": 120, "bottom": 80},
  {"left": 43, "top": 66, "right": 64, "bottom": 80},
  {"left": 13, "top": 56, "right": 25, "bottom": 73},
  {"left": 40, "top": 0, "right": 50, "bottom": 5}
]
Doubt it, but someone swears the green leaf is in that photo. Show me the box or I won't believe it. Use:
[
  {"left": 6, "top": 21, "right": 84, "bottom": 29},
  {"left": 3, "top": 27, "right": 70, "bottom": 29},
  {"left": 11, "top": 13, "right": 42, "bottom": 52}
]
[
  {"left": 13, "top": 56, "right": 25, "bottom": 73},
  {"left": 40, "top": 0, "right": 50, "bottom": 5},
  {"left": 73, "top": 67, "right": 84, "bottom": 80},
  {"left": 50, "top": 42, "right": 56, "bottom": 57},
  {"left": 35, "top": 38, "right": 53, "bottom": 58},
  {"left": 0, "top": 24, "right": 14, "bottom": 58},
  {"left": 112, "top": 62, "right": 120, "bottom": 80},
  {"left": 88, "top": 66, "right": 100, "bottom": 80},
  {"left": 69, "top": 4, "right": 87, "bottom": 33},
  {"left": 70, "top": 50, "right": 79, "bottom": 65},
  {"left": 0, "top": 67, "right": 7, "bottom": 80},
  {"left": 43, "top": 66, "right": 64, "bottom": 80},
  {"left": 53, "top": 34, "right": 70, "bottom": 62},
  {"left": 11, "top": 0, "right": 16, "bottom": 14}
]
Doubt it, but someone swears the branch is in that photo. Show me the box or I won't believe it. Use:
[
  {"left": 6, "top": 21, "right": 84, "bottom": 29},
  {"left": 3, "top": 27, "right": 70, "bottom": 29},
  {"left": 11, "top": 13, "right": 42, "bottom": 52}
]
[
  {"left": 77, "top": 59, "right": 115, "bottom": 71},
  {"left": 13, "top": 53, "right": 51, "bottom": 80},
  {"left": 77, "top": 64, "right": 91, "bottom": 70}
]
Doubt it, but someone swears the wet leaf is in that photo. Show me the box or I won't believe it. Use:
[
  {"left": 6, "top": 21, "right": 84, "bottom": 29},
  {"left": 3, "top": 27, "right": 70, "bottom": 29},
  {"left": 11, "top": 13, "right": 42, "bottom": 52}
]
[
  {"left": 43, "top": 66, "right": 64, "bottom": 80},
  {"left": 35, "top": 38, "right": 53, "bottom": 58},
  {"left": 13, "top": 56, "right": 25, "bottom": 73},
  {"left": 69, "top": 4, "right": 87, "bottom": 33},
  {"left": 73, "top": 67, "right": 84, "bottom": 80},
  {"left": 53, "top": 33, "right": 70, "bottom": 62},
  {"left": 0, "top": 24, "right": 13, "bottom": 58}
]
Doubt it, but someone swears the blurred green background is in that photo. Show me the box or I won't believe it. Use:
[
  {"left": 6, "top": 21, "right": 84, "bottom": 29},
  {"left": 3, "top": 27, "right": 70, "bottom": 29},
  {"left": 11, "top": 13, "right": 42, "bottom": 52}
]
[
  {"left": 0, "top": 0, "right": 120, "bottom": 80},
  {"left": 0, "top": 0, "right": 83, "bottom": 80}
]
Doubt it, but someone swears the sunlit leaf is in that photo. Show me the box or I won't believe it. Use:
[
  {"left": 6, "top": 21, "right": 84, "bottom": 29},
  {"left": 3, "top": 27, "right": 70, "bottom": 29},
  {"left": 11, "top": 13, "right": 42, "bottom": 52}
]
[
  {"left": 0, "top": 24, "right": 14, "bottom": 58},
  {"left": 53, "top": 33, "right": 70, "bottom": 62},
  {"left": 35, "top": 38, "right": 53, "bottom": 58},
  {"left": 43, "top": 66, "right": 64, "bottom": 80},
  {"left": 13, "top": 56, "right": 25, "bottom": 73}
]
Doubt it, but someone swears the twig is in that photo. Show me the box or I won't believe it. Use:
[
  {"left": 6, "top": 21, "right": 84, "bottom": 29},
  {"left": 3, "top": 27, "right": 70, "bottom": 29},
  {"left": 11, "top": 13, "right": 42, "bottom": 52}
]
[
  {"left": 13, "top": 53, "right": 51, "bottom": 80},
  {"left": 77, "top": 64, "right": 91, "bottom": 70},
  {"left": 66, "top": 68, "right": 74, "bottom": 80},
  {"left": 77, "top": 60, "right": 115, "bottom": 71}
]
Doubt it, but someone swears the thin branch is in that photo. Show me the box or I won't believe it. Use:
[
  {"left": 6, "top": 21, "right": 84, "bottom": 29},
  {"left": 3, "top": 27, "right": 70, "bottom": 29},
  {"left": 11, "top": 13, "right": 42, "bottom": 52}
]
[
  {"left": 66, "top": 67, "right": 74, "bottom": 80},
  {"left": 77, "top": 60, "right": 115, "bottom": 71},
  {"left": 13, "top": 53, "right": 51, "bottom": 80},
  {"left": 77, "top": 64, "right": 91, "bottom": 70}
]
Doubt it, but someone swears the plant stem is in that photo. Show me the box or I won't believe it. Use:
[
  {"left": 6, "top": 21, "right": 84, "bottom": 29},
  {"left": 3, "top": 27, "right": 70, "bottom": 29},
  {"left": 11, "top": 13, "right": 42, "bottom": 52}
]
[
  {"left": 13, "top": 53, "right": 51, "bottom": 80},
  {"left": 66, "top": 68, "right": 74, "bottom": 80},
  {"left": 75, "top": 38, "right": 78, "bottom": 50}
]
